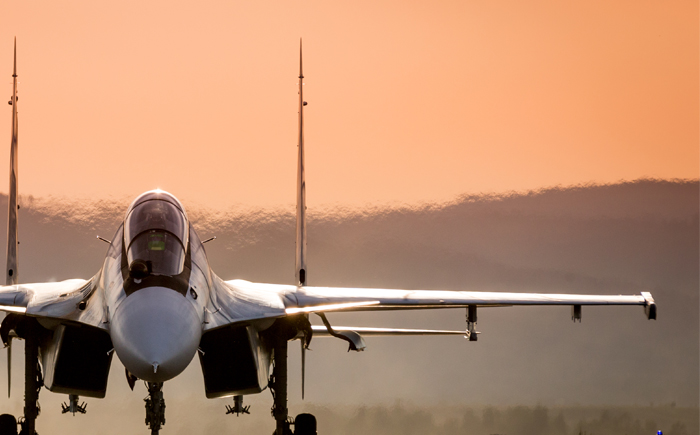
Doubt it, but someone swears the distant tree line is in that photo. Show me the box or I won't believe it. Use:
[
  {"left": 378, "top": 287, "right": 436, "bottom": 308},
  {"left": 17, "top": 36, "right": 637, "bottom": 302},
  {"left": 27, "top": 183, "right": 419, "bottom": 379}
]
[{"left": 298, "top": 404, "right": 698, "bottom": 435}]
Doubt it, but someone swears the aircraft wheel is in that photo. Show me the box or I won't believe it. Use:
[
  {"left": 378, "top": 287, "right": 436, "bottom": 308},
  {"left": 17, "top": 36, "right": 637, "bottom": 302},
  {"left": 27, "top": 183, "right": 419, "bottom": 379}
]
[
  {"left": 294, "top": 413, "right": 317, "bottom": 435},
  {"left": 0, "top": 414, "right": 17, "bottom": 435}
]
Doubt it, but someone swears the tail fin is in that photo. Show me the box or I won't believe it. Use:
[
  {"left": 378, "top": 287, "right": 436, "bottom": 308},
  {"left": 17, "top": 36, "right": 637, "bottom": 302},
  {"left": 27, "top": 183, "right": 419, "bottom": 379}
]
[
  {"left": 295, "top": 39, "right": 307, "bottom": 287},
  {"left": 5, "top": 38, "right": 18, "bottom": 399},
  {"left": 6, "top": 38, "right": 18, "bottom": 286}
]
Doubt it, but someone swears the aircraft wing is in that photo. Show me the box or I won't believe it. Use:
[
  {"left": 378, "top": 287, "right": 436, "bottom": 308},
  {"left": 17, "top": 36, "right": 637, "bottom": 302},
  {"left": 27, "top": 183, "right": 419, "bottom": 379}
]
[
  {"left": 0, "top": 277, "right": 106, "bottom": 329},
  {"left": 204, "top": 278, "right": 291, "bottom": 330},
  {"left": 210, "top": 279, "right": 656, "bottom": 331},
  {"left": 287, "top": 285, "right": 656, "bottom": 316}
]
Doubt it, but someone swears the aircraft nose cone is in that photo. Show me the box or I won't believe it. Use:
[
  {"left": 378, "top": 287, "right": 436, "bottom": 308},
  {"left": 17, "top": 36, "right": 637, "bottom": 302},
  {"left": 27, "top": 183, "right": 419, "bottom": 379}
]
[{"left": 111, "top": 287, "right": 201, "bottom": 383}]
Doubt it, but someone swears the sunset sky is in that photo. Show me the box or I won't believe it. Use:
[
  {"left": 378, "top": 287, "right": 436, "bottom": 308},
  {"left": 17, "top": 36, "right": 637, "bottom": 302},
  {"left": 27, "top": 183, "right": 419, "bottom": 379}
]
[{"left": 0, "top": 0, "right": 697, "bottom": 209}]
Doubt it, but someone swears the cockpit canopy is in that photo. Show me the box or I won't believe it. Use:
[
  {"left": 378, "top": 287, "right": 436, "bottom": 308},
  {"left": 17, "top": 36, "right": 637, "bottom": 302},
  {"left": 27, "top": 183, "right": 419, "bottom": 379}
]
[{"left": 124, "top": 191, "right": 189, "bottom": 277}]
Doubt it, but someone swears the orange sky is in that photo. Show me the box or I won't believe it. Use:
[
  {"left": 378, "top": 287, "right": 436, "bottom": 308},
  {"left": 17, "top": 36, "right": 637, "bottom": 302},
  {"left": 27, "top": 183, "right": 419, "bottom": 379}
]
[{"left": 0, "top": 0, "right": 697, "bottom": 209}]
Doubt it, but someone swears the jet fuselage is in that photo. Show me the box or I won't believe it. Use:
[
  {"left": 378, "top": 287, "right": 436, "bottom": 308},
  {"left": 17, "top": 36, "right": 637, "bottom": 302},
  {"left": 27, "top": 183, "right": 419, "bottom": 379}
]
[{"left": 103, "top": 190, "right": 211, "bottom": 382}]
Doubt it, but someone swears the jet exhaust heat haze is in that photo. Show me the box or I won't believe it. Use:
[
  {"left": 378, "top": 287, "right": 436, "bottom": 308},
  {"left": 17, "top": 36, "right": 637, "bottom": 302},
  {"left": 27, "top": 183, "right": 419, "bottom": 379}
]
[{"left": 0, "top": 40, "right": 655, "bottom": 435}]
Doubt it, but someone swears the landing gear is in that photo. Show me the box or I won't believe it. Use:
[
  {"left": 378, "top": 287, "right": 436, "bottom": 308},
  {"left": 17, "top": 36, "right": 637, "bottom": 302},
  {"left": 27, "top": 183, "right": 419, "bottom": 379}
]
[
  {"left": 144, "top": 382, "right": 165, "bottom": 435},
  {"left": 1, "top": 317, "right": 43, "bottom": 435},
  {"left": 269, "top": 336, "right": 318, "bottom": 435},
  {"left": 270, "top": 339, "right": 292, "bottom": 435},
  {"left": 294, "top": 413, "right": 317, "bottom": 435},
  {"left": 22, "top": 324, "right": 41, "bottom": 435},
  {"left": 0, "top": 414, "right": 17, "bottom": 435}
]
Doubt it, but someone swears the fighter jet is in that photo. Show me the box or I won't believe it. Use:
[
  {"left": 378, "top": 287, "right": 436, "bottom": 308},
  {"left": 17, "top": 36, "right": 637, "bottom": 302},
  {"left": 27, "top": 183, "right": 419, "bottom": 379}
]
[{"left": 0, "top": 40, "right": 655, "bottom": 435}]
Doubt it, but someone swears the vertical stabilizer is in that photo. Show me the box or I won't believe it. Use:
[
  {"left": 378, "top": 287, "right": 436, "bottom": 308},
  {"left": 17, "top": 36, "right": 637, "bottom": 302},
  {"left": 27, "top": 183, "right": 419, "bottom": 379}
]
[
  {"left": 5, "top": 38, "right": 18, "bottom": 399},
  {"left": 6, "top": 38, "right": 18, "bottom": 286},
  {"left": 295, "top": 39, "right": 307, "bottom": 287},
  {"left": 295, "top": 41, "right": 309, "bottom": 400}
]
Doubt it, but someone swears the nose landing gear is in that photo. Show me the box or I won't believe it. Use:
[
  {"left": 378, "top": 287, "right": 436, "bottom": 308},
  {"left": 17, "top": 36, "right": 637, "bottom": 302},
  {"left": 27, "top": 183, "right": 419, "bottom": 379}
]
[{"left": 144, "top": 382, "right": 165, "bottom": 435}]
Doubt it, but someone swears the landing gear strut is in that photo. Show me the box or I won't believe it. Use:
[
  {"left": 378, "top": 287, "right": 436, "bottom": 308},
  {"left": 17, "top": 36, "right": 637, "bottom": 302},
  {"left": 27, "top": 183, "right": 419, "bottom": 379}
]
[
  {"left": 22, "top": 324, "right": 41, "bottom": 435},
  {"left": 144, "top": 382, "right": 165, "bottom": 435},
  {"left": 270, "top": 339, "right": 292, "bottom": 435},
  {"left": 267, "top": 316, "right": 319, "bottom": 435},
  {"left": 269, "top": 336, "right": 318, "bottom": 435}
]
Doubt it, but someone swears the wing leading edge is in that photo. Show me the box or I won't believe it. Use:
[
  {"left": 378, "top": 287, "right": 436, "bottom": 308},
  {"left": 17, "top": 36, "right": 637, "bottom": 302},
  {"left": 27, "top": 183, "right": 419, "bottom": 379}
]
[
  {"left": 0, "top": 277, "right": 106, "bottom": 329},
  {"left": 212, "top": 279, "right": 656, "bottom": 330},
  {"left": 289, "top": 285, "right": 655, "bottom": 314}
]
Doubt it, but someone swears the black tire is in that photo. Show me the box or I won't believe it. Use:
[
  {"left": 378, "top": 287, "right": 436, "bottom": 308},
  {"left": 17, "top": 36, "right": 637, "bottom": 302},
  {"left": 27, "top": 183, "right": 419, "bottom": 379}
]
[
  {"left": 0, "top": 414, "right": 17, "bottom": 435},
  {"left": 294, "top": 413, "right": 317, "bottom": 435}
]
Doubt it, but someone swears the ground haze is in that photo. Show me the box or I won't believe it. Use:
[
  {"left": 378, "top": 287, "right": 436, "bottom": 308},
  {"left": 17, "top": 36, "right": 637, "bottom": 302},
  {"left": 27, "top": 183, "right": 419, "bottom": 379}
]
[{"left": 0, "top": 179, "right": 696, "bottom": 434}]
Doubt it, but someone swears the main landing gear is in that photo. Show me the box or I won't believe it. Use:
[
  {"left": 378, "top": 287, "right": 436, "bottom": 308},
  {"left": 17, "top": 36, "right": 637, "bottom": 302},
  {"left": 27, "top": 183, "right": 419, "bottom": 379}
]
[
  {"left": 269, "top": 338, "right": 292, "bottom": 435},
  {"left": 0, "top": 415, "right": 17, "bottom": 435},
  {"left": 20, "top": 321, "right": 42, "bottom": 435},
  {"left": 293, "top": 414, "right": 317, "bottom": 435},
  {"left": 268, "top": 335, "right": 317, "bottom": 435},
  {"left": 0, "top": 316, "right": 43, "bottom": 435}
]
